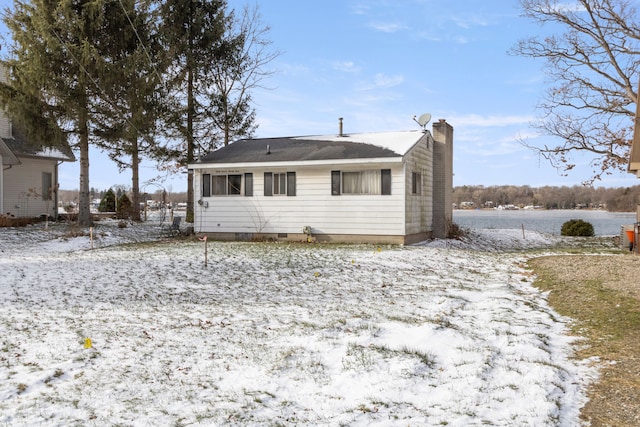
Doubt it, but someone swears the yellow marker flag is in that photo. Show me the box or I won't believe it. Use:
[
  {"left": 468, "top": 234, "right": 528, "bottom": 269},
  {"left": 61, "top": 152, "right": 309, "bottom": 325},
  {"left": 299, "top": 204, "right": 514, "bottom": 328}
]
[{"left": 84, "top": 338, "right": 92, "bottom": 349}]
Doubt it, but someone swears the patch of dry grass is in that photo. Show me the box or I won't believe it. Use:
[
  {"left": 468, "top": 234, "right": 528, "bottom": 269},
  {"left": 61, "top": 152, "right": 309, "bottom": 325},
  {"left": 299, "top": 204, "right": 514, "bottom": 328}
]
[{"left": 530, "top": 254, "right": 640, "bottom": 427}]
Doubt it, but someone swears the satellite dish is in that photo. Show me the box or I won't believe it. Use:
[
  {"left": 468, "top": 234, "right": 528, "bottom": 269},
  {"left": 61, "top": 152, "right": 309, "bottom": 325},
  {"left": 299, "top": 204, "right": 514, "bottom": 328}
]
[
  {"left": 417, "top": 113, "right": 431, "bottom": 127},
  {"left": 412, "top": 113, "right": 432, "bottom": 132}
]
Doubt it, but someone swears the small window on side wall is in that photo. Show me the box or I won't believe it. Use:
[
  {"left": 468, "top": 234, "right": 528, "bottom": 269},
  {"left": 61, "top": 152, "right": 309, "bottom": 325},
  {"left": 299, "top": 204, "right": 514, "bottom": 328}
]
[
  {"left": 381, "top": 169, "right": 391, "bottom": 195},
  {"left": 42, "top": 172, "right": 52, "bottom": 201},
  {"left": 411, "top": 172, "right": 422, "bottom": 195}
]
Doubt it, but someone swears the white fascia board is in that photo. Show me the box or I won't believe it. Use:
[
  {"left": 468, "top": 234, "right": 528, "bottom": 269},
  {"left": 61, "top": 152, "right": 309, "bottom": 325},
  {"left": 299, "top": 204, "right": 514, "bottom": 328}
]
[{"left": 189, "top": 156, "right": 403, "bottom": 170}]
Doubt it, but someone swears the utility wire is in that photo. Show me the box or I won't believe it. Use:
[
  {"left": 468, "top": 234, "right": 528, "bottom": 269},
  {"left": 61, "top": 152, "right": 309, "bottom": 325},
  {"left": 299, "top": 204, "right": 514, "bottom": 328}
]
[{"left": 117, "top": 0, "right": 167, "bottom": 91}]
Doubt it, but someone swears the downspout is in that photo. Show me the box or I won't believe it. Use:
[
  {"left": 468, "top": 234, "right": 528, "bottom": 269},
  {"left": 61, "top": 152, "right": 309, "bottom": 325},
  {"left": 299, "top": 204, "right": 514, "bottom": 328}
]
[
  {"left": 55, "top": 160, "right": 63, "bottom": 219},
  {"left": 2, "top": 165, "right": 14, "bottom": 215}
]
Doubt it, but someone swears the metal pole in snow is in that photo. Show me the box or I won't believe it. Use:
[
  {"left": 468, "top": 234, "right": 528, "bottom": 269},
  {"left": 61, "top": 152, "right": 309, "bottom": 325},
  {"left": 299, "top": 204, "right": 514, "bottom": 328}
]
[
  {"left": 199, "top": 235, "right": 208, "bottom": 267},
  {"left": 522, "top": 224, "right": 525, "bottom": 239}
]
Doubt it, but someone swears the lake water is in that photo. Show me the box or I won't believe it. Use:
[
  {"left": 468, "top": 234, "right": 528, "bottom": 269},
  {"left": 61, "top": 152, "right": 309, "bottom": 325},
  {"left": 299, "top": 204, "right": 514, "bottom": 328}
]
[{"left": 453, "top": 209, "right": 638, "bottom": 236}]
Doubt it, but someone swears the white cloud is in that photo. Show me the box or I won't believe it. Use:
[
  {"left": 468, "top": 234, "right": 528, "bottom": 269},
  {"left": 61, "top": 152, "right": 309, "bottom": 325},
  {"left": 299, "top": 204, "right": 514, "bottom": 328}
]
[
  {"left": 451, "top": 113, "right": 535, "bottom": 127},
  {"left": 451, "top": 16, "right": 490, "bottom": 29},
  {"left": 374, "top": 73, "right": 404, "bottom": 88},
  {"left": 367, "top": 21, "right": 409, "bottom": 33},
  {"left": 333, "top": 61, "right": 360, "bottom": 73}
]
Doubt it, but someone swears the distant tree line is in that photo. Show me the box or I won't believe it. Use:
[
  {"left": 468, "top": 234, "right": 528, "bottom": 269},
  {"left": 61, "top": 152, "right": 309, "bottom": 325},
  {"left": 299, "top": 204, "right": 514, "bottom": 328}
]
[{"left": 453, "top": 185, "right": 640, "bottom": 212}]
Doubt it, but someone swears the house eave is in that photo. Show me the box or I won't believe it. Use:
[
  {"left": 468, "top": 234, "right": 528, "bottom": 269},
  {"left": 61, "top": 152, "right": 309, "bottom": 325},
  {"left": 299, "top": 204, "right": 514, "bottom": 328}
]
[
  {"left": 189, "top": 156, "right": 403, "bottom": 170},
  {"left": 15, "top": 151, "right": 75, "bottom": 162}
]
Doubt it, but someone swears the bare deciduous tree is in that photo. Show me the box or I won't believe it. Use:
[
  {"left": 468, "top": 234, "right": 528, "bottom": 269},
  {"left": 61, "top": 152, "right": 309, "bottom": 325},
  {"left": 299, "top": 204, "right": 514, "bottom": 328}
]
[
  {"left": 511, "top": 0, "right": 640, "bottom": 184},
  {"left": 207, "top": 4, "right": 281, "bottom": 146}
]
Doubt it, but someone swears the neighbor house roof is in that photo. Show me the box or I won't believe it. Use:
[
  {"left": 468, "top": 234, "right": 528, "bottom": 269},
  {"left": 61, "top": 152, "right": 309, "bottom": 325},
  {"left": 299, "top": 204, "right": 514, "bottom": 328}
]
[
  {"left": 196, "top": 130, "right": 426, "bottom": 167},
  {"left": 0, "top": 138, "right": 19, "bottom": 165},
  {"left": 1, "top": 125, "right": 74, "bottom": 162}
]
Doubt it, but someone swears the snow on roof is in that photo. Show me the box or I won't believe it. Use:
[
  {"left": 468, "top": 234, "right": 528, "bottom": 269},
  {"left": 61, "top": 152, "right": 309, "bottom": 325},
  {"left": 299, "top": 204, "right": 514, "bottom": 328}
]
[{"left": 294, "top": 130, "right": 426, "bottom": 156}]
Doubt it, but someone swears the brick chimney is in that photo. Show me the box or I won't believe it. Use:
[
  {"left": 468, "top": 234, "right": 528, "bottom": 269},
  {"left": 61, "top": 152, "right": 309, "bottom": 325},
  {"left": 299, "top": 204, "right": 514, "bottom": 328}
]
[{"left": 431, "top": 119, "right": 454, "bottom": 239}]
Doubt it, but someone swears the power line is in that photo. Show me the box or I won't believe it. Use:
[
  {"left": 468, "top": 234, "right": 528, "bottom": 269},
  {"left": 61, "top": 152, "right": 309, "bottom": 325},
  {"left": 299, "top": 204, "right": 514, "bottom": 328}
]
[{"left": 117, "top": 0, "right": 167, "bottom": 91}]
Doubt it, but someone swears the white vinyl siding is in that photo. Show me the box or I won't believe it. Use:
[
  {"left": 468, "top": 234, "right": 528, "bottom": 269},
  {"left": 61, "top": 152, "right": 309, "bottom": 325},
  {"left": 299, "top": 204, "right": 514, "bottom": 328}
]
[
  {"left": 404, "top": 134, "right": 433, "bottom": 235},
  {"left": 3, "top": 157, "right": 58, "bottom": 218},
  {"left": 194, "top": 163, "right": 406, "bottom": 236}
]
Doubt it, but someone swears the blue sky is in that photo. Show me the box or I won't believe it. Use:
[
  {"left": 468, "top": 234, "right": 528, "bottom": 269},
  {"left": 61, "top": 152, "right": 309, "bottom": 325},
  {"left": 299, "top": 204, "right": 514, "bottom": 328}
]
[{"left": 3, "top": 0, "right": 640, "bottom": 191}]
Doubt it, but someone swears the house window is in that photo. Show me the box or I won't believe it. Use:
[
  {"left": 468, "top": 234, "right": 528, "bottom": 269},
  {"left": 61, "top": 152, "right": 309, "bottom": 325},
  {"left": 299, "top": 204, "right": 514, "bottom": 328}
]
[
  {"left": 244, "top": 173, "right": 253, "bottom": 196},
  {"left": 273, "top": 173, "right": 286, "bottom": 195},
  {"left": 332, "top": 169, "right": 391, "bottom": 195},
  {"left": 264, "top": 172, "right": 296, "bottom": 196},
  {"left": 212, "top": 176, "right": 226, "bottom": 195},
  {"left": 227, "top": 175, "right": 241, "bottom": 195},
  {"left": 207, "top": 174, "right": 242, "bottom": 196},
  {"left": 42, "top": 172, "right": 52, "bottom": 200},
  {"left": 411, "top": 172, "right": 422, "bottom": 195}
]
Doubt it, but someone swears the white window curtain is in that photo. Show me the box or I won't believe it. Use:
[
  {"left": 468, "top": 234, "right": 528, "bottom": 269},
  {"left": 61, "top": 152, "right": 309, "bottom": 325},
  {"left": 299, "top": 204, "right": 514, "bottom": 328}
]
[{"left": 342, "top": 170, "right": 381, "bottom": 194}]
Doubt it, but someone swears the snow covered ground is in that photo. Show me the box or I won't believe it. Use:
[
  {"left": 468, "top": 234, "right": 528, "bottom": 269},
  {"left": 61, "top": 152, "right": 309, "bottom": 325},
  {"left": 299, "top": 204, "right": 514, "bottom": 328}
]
[{"left": 0, "top": 220, "right": 602, "bottom": 426}]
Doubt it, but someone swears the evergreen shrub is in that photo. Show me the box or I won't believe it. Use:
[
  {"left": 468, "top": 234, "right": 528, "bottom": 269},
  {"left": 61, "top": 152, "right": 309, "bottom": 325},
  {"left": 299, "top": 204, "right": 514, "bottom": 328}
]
[
  {"left": 561, "top": 219, "right": 594, "bottom": 236},
  {"left": 117, "top": 193, "right": 132, "bottom": 219},
  {"left": 99, "top": 189, "right": 116, "bottom": 212}
]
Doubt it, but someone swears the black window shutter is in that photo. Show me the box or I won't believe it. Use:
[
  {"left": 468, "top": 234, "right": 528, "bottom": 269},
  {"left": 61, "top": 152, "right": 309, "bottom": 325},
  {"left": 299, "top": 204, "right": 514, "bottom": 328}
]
[
  {"left": 381, "top": 169, "right": 391, "bottom": 195},
  {"left": 264, "top": 172, "right": 273, "bottom": 196},
  {"left": 244, "top": 173, "right": 253, "bottom": 196},
  {"left": 331, "top": 171, "right": 341, "bottom": 195},
  {"left": 202, "top": 174, "right": 211, "bottom": 197},
  {"left": 286, "top": 172, "right": 296, "bottom": 196}
]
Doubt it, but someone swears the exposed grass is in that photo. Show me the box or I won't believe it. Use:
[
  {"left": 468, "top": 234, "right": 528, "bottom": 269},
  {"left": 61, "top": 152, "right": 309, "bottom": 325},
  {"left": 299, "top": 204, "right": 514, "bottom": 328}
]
[{"left": 529, "top": 253, "right": 640, "bottom": 427}]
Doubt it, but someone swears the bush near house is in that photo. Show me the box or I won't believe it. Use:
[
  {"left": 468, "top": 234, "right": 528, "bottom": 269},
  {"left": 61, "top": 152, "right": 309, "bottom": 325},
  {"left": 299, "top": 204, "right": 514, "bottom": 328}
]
[
  {"left": 98, "top": 189, "right": 116, "bottom": 212},
  {"left": 117, "top": 193, "right": 132, "bottom": 219},
  {"left": 561, "top": 219, "right": 595, "bottom": 236}
]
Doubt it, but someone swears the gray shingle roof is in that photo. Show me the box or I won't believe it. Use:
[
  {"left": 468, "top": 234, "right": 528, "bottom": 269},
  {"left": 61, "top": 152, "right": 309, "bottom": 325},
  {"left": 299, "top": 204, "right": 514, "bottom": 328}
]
[
  {"left": 198, "top": 137, "right": 401, "bottom": 164},
  {"left": 2, "top": 124, "right": 74, "bottom": 161}
]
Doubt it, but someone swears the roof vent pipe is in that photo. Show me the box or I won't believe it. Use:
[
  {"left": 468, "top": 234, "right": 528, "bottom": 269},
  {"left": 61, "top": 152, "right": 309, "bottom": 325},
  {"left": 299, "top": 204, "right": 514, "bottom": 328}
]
[
  {"left": 339, "top": 117, "right": 343, "bottom": 137},
  {"left": 266, "top": 144, "right": 271, "bottom": 154}
]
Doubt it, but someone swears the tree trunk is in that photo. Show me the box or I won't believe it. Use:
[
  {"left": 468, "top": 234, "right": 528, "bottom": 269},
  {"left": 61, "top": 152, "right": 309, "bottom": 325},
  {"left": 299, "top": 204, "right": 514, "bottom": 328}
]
[
  {"left": 77, "top": 101, "right": 92, "bottom": 226},
  {"left": 131, "top": 132, "right": 141, "bottom": 221},
  {"left": 186, "top": 61, "right": 194, "bottom": 223}
]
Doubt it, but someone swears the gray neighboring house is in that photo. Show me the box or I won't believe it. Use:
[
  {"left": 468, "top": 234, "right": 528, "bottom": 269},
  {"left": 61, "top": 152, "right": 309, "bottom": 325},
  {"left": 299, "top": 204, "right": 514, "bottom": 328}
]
[
  {"left": 0, "top": 117, "right": 75, "bottom": 219},
  {"left": 189, "top": 119, "right": 453, "bottom": 244}
]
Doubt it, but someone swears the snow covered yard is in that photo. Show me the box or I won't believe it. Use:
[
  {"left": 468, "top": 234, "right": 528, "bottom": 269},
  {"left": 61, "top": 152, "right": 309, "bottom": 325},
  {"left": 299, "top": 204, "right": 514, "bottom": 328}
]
[{"left": 0, "top": 221, "right": 596, "bottom": 426}]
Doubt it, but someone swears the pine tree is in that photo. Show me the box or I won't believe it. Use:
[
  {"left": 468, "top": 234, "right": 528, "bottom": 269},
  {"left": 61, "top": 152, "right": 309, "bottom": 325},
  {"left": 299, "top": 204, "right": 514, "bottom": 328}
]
[
  {"left": 159, "top": 0, "right": 234, "bottom": 222},
  {"left": 92, "top": 0, "right": 166, "bottom": 221},
  {"left": 0, "top": 0, "right": 108, "bottom": 226}
]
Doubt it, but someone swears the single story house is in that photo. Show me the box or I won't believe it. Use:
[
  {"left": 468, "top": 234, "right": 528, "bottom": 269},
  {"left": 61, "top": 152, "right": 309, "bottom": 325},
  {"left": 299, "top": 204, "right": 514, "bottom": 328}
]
[
  {"left": 0, "top": 114, "right": 75, "bottom": 219},
  {"left": 189, "top": 119, "right": 453, "bottom": 244}
]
